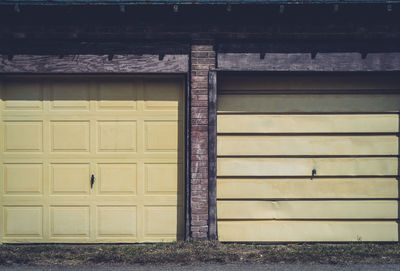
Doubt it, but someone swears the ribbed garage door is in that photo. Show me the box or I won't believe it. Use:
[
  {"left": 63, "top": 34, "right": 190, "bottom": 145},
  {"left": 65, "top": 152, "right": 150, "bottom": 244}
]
[
  {"left": 217, "top": 73, "right": 400, "bottom": 242},
  {"left": 0, "top": 75, "right": 184, "bottom": 243}
]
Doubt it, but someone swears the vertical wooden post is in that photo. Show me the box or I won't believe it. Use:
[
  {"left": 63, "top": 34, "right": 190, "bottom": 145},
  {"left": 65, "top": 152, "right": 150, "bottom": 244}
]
[
  {"left": 208, "top": 70, "right": 218, "bottom": 240},
  {"left": 184, "top": 72, "right": 191, "bottom": 241}
]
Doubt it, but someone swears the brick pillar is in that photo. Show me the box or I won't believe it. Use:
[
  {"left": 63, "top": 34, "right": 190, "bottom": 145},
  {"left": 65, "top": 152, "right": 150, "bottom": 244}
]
[{"left": 190, "top": 43, "right": 216, "bottom": 239}]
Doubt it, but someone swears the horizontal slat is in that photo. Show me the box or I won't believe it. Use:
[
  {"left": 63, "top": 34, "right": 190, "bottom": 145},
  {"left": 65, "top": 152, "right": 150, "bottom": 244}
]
[
  {"left": 218, "top": 221, "right": 398, "bottom": 242},
  {"left": 217, "top": 178, "right": 398, "bottom": 199},
  {"left": 219, "top": 74, "right": 400, "bottom": 91},
  {"left": 217, "top": 114, "right": 399, "bottom": 134},
  {"left": 217, "top": 200, "right": 398, "bottom": 219},
  {"left": 217, "top": 135, "right": 398, "bottom": 156},
  {"left": 218, "top": 94, "right": 400, "bottom": 113},
  {"left": 217, "top": 157, "right": 397, "bottom": 177}
]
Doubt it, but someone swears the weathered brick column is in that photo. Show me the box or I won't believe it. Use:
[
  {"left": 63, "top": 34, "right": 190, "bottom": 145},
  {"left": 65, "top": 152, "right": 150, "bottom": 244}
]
[{"left": 190, "top": 42, "right": 216, "bottom": 239}]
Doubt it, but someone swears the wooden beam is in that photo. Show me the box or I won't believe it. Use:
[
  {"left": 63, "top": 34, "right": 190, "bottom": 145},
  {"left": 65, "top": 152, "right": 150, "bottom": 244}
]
[
  {"left": 217, "top": 40, "right": 400, "bottom": 54},
  {"left": 218, "top": 53, "right": 400, "bottom": 71},
  {"left": 0, "top": 54, "right": 189, "bottom": 73},
  {"left": 208, "top": 70, "right": 218, "bottom": 240}
]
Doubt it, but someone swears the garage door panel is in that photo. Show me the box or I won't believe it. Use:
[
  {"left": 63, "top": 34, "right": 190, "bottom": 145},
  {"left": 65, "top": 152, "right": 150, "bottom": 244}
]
[
  {"left": 50, "top": 206, "right": 90, "bottom": 238},
  {"left": 217, "top": 157, "right": 398, "bottom": 177},
  {"left": 50, "top": 163, "right": 90, "bottom": 195},
  {"left": 144, "top": 206, "right": 177, "bottom": 239},
  {"left": 144, "top": 163, "right": 180, "bottom": 195},
  {"left": 3, "top": 80, "right": 43, "bottom": 111},
  {"left": 5, "top": 121, "right": 43, "bottom": 152},
  {"left": 97, "top": 163, "right": 137, "bottom": 195},
  {"left": 51, "top": 121, "right": 90, "bottom": 152},
  {"left": 218, "top": 114, "right": 399, "bottom": 134},
  {"left": 50, "top": 81, "right": 90, "bottom": 111},
  {"left": 3, "top": 206, "right": 43, "bottom": 238},
  {"left": 217, "top": 178, "right": 398, "bottom": 199},
  {"left": 218, "top": 135, "right": 398, "bottom": 156},
  {"left": 144, "top": 121, "right": 179, "bottom": 152},
  {"left": 97, "top": 81, "right": 138, "bottom": 111},
  {"left": 218, "top": 94, "right": 400, "bottom": 113},
  {"left": 219, "top": 74, "right": 400, "bottom": 91},
  {"left": 4, "top": 163, "right": 43, "bottom": 195},
  {"left": 97, "top": 121, "right": 137, "bottom": 152},
  {"left": 217, "top": 200, "right": 398, "bottom": 219},
  {"left": 144, "top": 79, "right": 182, "bottom": 111},
  {"left": 97, "top": 206, "right": 137, "bottom": 238},
  {"left": 218, "top": 221, "right": 398, "bottom": 242}
]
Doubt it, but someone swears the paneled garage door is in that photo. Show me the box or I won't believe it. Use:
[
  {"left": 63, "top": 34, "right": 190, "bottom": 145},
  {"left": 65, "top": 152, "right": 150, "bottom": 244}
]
[
  {"left": 217, "top": 73, "right": 400, "bottom": 242},
  {"left": 0, "top": 75, "right": 184, "bottom": 243}
]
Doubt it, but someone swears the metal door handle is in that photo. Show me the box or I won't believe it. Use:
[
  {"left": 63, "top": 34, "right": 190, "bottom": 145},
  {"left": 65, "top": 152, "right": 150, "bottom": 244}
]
[
  {"left": 91, "top": 174, "right": 95, "bottom": 188},
  {"left": 311, "top": 169, "right": 317, "bottom": 180}
]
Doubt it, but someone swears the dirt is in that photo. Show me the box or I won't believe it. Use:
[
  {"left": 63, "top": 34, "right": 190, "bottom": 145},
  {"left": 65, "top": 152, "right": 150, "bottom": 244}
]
[{"left": 1, "top": 241, "right": 400, "bottom": 266}]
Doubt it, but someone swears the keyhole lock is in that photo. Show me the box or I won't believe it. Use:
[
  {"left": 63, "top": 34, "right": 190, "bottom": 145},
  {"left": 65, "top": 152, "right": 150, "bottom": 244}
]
[
  {"left": 311, "top": 169, "right": 317, "bottom": 180},
  {"left": 91, "top": 174, "right": 95, "bottom": 189}
]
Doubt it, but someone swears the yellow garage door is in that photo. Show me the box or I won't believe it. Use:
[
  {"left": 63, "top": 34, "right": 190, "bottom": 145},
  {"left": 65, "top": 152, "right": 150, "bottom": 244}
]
[
  {"left": 217, "top": 73, "right": 400, "bottom": 242},
  {"left": 0, "top": 75, "right": 184, "bottom": 243}
]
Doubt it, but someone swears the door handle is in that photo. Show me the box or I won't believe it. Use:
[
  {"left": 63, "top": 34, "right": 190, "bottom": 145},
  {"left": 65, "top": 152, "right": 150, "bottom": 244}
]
[
  {"left": 91, "top": 174, "right": 95, "bottom": 189},
  {"left": 311, "top": 169, "right": 317, "bottom": 180}
]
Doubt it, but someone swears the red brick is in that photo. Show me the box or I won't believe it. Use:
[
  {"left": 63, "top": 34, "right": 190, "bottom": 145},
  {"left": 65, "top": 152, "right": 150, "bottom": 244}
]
[
  {"left": 192, "top": 52, "right": 209, "bottom": 58},
  {"left": 192, "top": 76, "right": 208, "bottom": 82},
  {"left": 191, "top": 183, "right": 208, "bottom": 190},
  {"left": 191, "top": 88, "right": 208, "bottom": 95},
  {"left": 192, "top": 125, "right": 208, "bottom": 131},
  {"left": 192, "top": 82, "right": 208, "bottom": 89},
  {"left": 192, "top": 231, "right": 207, "bottom": 239},
  {"left": 191, "top": 207, "right": 208, "bottom": 214},
  {"left": 198, "top": 226, "right": 208, "bottom": 233},
  {"left": 193, "top": 214, "right": 209, "bottom": 220},
  {"left": 191, "top": 220, "right": 208, "bottom": 226},
  {"left": 193, "top": 94, "right": 208, "bottom": 101},
  {"left": 191, "top": 166, "right": 208, "bottom": 174},
  {"left": 191, "top": 178, "right": 208, "bottom": 185},
  {"left": 191, "top": 161, "right": 208, "bottom": 167},
  {"left": 192, "top": 148, "right": 207, "bottom": 155},
  {"left": 191, "top": 118, "right": 208, "bottom": 125},
  {"left": 191, "top": 100, "right": 208, "bottom": 107},
  {"left": 191, "top": 195, "right": 208, "bottom": 201},
  {"left": 191, "top": 112, "right": 208, "bottom": 119},
  {"left": 192, "top": 70, "right": 209, "bottom": 76},
  {"left": 192, "top": 172, "right": 208, "bottom": 179},
  {"left": 192, "top": 58, "right": 215, "bottom": 64},
  {"left": 192, "top": 140, "right": 208, "bottom": 147},
  {"left": 192, "top": 64, "right": 213, "bottom": 70},
  {"left": 192, "top": 45, "right": 214, "bottom": 51},
  {"left": 191, "top": 190, "right": 208, "bottom": 197},
  {"left": 191, "top": 131, "right": 208, "bottom": 137}
]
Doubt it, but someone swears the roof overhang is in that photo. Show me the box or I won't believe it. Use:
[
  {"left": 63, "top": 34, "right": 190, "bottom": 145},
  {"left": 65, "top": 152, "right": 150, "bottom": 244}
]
[{"left": 1, "top": 0, "right": 400, "bottom": 5}]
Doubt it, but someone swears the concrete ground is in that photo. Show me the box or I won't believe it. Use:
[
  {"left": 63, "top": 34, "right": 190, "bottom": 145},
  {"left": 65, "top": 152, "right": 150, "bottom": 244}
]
[{"left": 1, "top": 265, "right": 400, "bottom": 271}]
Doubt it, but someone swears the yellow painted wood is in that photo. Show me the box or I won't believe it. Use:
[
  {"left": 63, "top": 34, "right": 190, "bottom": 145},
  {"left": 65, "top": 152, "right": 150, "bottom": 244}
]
[
  {"left": 217, "top": 157, "right": 398, "bottom": 176},
  {"left": 218, "top": 221, "right": 398, "bottom": 242},
  {"left": 218, "top": 114, "right": 399, "bottom": 134},
  {"left": 0, "top": 76, "right": 185, "bottom": 243},
  {"left": 217, "top": 74, "right": 400, "bottom": 242},
  {"left": 218, "top": 136, "right": 398, "bottom": 156},
  {"left": 217, "top": 200, "right": 398, "bottom": 219},
  {"left": 217, "top": 178, "right": 398, "bottom": 199},
  {"left": 219, "top": 74, "right": 400, "bottom": 91},
  {"left": 218, "top": 94, "right": 400, "bottom": 113}
]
